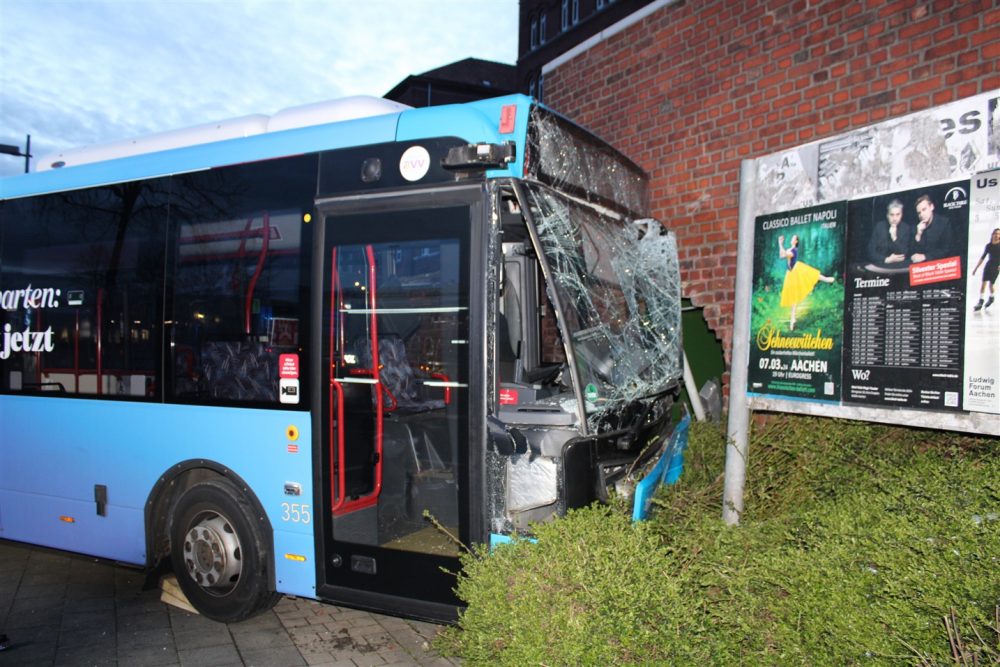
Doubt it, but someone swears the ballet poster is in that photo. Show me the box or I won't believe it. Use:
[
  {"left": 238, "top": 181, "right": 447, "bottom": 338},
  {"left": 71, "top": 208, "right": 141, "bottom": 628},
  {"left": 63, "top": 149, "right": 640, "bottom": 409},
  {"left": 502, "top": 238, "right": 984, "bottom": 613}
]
[
  {"left": 963, "top": 170, "right": 1000, "bottom": 414},
  {"left": 842, "top": 180, "right": 970, "bottom": 411},
  {"left": 747, "top": 202, "right": 846, "bottom": 402}
]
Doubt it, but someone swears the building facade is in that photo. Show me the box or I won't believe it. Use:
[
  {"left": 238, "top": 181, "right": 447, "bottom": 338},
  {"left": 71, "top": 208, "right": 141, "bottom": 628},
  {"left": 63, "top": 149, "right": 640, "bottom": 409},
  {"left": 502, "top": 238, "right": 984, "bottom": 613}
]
[
  {"left": 518, "top": 0, "right": 657, "bottom": 99},
  {"left": 523, "top": 0, "right": 999, "bottom": 390}
]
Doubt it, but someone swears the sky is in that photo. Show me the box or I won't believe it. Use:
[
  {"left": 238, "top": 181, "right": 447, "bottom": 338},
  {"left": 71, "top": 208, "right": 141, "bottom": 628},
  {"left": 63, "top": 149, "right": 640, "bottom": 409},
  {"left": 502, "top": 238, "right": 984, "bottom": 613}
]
[{"left": 0, "top": 0, "right": 519, "bottom": 178}]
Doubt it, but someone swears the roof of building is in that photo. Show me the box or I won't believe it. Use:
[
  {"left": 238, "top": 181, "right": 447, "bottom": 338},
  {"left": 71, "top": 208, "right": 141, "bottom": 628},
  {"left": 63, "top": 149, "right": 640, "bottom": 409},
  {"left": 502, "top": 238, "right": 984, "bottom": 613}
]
[{"left": 383, "top": 58, "right": 517, "bottom": 102}]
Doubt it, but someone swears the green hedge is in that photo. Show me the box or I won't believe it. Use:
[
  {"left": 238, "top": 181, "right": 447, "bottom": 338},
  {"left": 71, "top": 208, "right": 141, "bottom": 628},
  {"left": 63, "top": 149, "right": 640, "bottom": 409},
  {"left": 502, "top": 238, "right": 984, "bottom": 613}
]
[{"left": 439, "top": 416, "right": 999, "bottom": 665}]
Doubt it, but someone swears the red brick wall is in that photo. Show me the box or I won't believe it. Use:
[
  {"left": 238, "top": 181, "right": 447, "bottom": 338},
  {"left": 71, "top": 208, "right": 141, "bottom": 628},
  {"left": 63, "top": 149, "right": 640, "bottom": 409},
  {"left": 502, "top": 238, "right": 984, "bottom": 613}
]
[{"left": 542, "top": 0, "right": 999, "bottom": 390}]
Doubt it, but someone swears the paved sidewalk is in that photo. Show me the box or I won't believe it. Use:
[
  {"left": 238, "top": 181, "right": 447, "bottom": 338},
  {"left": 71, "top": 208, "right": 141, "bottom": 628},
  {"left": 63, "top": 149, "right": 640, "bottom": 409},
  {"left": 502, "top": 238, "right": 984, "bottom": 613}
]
[{"left": 0, "top": 540, "right": 460, "bottom": 666}]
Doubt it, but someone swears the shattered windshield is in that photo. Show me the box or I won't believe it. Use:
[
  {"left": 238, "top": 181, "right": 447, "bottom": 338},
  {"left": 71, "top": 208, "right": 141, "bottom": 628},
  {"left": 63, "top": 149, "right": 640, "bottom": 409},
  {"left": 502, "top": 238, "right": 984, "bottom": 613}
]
[
  {"left": 520, "top": 183, "right": 682, "bottom": 416},
  {"left": 526, "top": 107, "right": 648, "bottom": 220},
  {"left": 519, "top": 106, "right": 683, "bottom": 419}
]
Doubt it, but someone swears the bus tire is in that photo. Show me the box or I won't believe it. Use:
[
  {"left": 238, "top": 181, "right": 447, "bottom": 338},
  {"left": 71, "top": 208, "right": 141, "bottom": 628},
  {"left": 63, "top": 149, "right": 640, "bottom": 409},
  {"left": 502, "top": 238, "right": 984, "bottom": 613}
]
[{"left": 169, "top": 477, "right": 280, "bottom": 623}]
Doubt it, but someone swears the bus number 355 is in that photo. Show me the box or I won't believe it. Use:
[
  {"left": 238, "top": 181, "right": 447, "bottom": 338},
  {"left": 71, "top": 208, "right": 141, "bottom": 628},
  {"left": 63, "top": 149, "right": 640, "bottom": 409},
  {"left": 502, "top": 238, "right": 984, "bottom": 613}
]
[{"left": 281, "top": 503, "right": 312, "bottom": 524}]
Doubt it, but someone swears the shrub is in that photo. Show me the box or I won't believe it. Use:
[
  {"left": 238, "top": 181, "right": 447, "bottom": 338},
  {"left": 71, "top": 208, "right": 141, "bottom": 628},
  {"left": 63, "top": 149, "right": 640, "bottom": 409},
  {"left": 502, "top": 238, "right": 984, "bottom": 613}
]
[
  {"left": 438, "top": 504, "right": 686, "bottom": 665},
  {"left": 440, "top": 415, "right": 1000, "bottom": 665}
]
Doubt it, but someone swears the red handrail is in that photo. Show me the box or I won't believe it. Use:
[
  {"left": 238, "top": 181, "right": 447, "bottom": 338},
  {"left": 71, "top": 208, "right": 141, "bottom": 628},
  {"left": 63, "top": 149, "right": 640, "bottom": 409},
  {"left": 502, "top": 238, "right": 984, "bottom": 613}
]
[
  {"left": 329, "top": 247, "right": 345, "bottom": 513},
  {"left": 244, "top": 213, "right": 270, "bottom": 334},
  {"left": 329, "top": 378, "right": 346, "bottom": 513},
  {"left": 330, "top": 245, "right": 385, "bottom": 514},
  {"left": 367, "top": 243, "right": 383, "bottom": 507},
  {"left": 429, "top": 372, "right": 452, "bottom": 404}
]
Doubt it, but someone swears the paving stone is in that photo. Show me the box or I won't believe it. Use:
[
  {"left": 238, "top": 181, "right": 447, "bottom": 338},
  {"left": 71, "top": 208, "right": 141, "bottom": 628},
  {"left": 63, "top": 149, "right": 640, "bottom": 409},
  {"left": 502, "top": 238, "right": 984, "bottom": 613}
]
[
  {"left": 171, "top": 625, "right": 236, "bottom": 651},
  {"left": 0, "top": 623, "right": 52, "bottom": 643},
  {"left": 415, "top": 657, "right": 460, "bottom": 667},
  {"left": 4, "top": 606, "right": 64, "bottom": 630},
  {"left": 287, "top": 626, "right": 323, "bottom": 643},
  {"left": 373, "top": 617, "right": 411, "bottom": 631},
  {"left": 117, "top": 643, "right": 181, "bottom": 666},
  {"left": 1, "top": 542, "right": 458, "bottom": 666},
  {"left": 330, "top": 609, "right": 372, "bottom": 623},
  {"left": 229, "top": 610, "right": 284, "bottom": 633},
  {"left": 324, "top": 648, "right": 382, "bottom": 664},
  {"left": 58, "top": 626, "right": 117, "bottom": 649},
  {"left": 0, "top": 575, "right": 26, "bottom": 591},
  {"left": 276, "top": 600, "right": 307, "bottom": 614},
  {"left": 0, "top": 633, "right": 59, "bottom": 666},
  {"left": 115, "top": 596, "right": 169, "bottom": 616},
  {"left": 322, "top": 620, "right": 350, "bottom": 634},
  {"left": 274, "top": 598, "right": 314, "bottom": 616},
  {"left": 0, "top": 543, "right": 31, "bottom": 563},
  {"left": 24, "top": 555, "right": 70, "bottom": 570},
  {"left": 120, "top": 626, "right": 175, "bottom": 647},
  {"left": 232, "top": 627, "right": 297, "bottom": 651},
  {"left": 60, "top": 609, "right": 115, "bottom": 632},
  {"left": 167, "top": 609, "right": 221, "bottom": 633},
  {"left": 118, "top": 609, "right": 172, "bottom": 632},
  {"left": 11, "top": 582, "right": 66, "bottom": 603},
  {"left": 280, "top": 614, "right": 313, "bottom": 628},
  {"left": 52, "top": 644, "right": 119, "bottom": 667},
  {"left": 378, "top": 649, "right": 419, "bottom": 665},
  {"left": 300, "top": 658, "right": 357, "bottom": 667},
  {"left": 19, "top": 571, "right": 69, "bottom": 588},
  {"left": 240, "top": 645, "right": 309, "bottom": 666},
  {"left": 296, "top": 628, "right": 363, "bottom": 655},
  {"left": 63, "top": 596, "right": 115, "bottom": 614},
  {"left": 177, "top": 642, "right": 244, "bottom": 666},
  {"left": 299, "top": 648, "right": 339, "bottom": 665},
  {"left": 308, "top": 611, "right": 342, "bottom": 625},
  {"left": 383, "top": 626, "right": 432, "bottom": 653},
  {"left": 355, "top": 626, "right": 394, "bottom": 642},
  {"left": 0, "top": 653, "right": 61, "bottom": 667}
]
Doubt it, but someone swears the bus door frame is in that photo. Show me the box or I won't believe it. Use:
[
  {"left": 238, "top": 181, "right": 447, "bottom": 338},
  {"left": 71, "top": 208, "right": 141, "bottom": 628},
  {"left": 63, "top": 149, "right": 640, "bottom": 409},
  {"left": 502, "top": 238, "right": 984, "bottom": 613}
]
[{"left": 310, "top": 183, "right": 489, "bottom": 621}]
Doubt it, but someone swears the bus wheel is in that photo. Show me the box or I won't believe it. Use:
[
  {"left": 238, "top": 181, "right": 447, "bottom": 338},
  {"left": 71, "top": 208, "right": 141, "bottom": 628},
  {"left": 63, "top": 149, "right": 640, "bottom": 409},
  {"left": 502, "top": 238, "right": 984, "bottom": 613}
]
[{"left": 169, "top": 477, "right": 280, "bottom": 623}]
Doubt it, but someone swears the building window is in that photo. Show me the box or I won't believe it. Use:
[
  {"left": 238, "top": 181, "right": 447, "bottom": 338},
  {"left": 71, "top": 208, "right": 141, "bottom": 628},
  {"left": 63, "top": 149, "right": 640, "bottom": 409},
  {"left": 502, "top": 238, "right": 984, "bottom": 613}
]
[
  {"left": 561, "top": 0, "right": 569, "bottom": 30},
  {"left": 540, "top": 14, "right": 547, "bottom": 43},
  {"left": 572, "top": 0, "right": 580, "bottom": 24},
  {"left": 530, "top": 16, "right": 538, "bottom": 49},
  {"left": 597, "top": 0, "right": 605, "bottom": 8},
  {"left": 537, "top": 73, "right": 544, "bottom": 102},
  {"left": 529, "top": 75, "right": 536, "bottom": 99}
]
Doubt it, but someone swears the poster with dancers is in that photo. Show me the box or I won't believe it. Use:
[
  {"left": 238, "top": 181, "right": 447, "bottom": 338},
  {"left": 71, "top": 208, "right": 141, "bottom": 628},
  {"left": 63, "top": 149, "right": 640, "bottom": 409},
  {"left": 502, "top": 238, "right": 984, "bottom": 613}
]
[
  {"left": 963, "top": 170, "right": 1000, "bottom": 414},
  {"left": 842, "top": 180, "right": 970, "bottom": 410},
  {"left": 747, "top": 202, "right": 846, "bottom": 402}
]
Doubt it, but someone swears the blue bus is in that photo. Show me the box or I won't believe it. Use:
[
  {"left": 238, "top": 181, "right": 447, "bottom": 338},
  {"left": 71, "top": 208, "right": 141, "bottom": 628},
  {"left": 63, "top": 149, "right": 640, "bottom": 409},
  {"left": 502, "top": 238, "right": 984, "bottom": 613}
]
[{"left": 0, "top": 95, "right": 686, "bottom": 622}]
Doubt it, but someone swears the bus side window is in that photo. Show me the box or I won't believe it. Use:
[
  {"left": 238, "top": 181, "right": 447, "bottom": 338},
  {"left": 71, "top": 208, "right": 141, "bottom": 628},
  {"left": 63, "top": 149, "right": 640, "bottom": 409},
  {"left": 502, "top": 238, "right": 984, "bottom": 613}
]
[
  {"left": 167, "top": 157, "right": 314, "bottom": 406},
  {"left": 0, "top": 185, "right": 166, "bottom": 398}
]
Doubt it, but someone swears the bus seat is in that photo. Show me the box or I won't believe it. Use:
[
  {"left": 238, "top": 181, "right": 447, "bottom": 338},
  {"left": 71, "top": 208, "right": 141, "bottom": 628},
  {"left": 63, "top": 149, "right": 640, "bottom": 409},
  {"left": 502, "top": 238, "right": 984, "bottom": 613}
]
[
  {"left": 370, "top": 335, "right": 445, "bottom": 414},
  {"left": 202, "top": 339, "right": 278, "bottom": 402}
]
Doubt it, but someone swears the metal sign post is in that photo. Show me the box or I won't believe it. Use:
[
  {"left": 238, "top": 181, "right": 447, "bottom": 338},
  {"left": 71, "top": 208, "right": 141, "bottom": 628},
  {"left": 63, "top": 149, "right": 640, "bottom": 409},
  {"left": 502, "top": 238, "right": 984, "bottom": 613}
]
[{"left": 723, "top": 158, "right": 757, "bottom": 525}]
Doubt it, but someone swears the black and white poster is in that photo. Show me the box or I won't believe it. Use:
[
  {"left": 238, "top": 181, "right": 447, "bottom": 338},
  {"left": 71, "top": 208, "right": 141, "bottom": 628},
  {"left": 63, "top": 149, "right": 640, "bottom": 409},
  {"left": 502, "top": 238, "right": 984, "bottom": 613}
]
[{"left": 842, "top": 180, "right": 970, "bottom": 410}]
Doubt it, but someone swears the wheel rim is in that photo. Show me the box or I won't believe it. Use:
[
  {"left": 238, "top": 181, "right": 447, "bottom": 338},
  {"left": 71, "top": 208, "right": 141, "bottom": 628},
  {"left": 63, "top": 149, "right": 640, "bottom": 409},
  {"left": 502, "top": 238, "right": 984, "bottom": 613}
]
[{"left": 182, "top": 512, "right": 242, "bottom": 595}]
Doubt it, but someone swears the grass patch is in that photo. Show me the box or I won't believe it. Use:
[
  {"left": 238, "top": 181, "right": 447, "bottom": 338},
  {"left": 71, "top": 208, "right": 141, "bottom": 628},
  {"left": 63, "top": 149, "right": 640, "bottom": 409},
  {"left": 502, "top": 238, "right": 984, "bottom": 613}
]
[{"left": 439, "top": 415, "right": 1000, "bottom": 665}]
